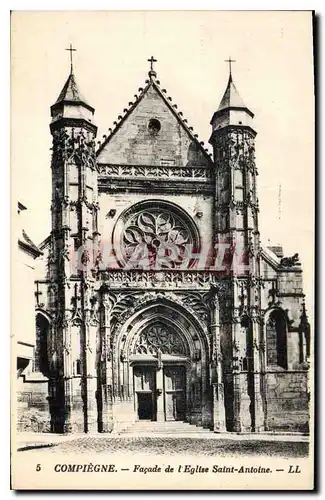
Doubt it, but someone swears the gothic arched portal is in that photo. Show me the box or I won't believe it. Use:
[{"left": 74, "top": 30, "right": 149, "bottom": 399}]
[{"left": 111, "top": 299, "right": 211, "bottom": 427}]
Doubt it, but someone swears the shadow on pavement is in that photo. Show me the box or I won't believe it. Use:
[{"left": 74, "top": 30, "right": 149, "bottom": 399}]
[{"left": 17, "top": 443, "right": 57, "bottom": 452}]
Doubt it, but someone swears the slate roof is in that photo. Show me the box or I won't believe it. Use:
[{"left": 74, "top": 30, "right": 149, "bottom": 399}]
[
  {"left": 216, "top": 73, "right": 253, "bottom": 118},
  {"left": 218, "top": 74, "right": 246, "bottom": 110},
  {"left": 19, "top": 229, "right": 42, "bottom": 258},
  {"left": 54, "top": 71, "right": 93, "bottom": 111}
]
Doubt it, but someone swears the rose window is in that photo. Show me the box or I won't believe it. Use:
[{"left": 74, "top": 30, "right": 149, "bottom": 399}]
[
  {"left": 113, "top": 201, "right": 200, "bottom": 269},
  {"left": 134, "top": 323, "right": 187, "bottom": 356}
]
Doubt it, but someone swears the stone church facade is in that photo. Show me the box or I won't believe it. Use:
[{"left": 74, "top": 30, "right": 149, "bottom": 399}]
[{"left": 18, "top": 58, "right": 310, "bottom": 434}]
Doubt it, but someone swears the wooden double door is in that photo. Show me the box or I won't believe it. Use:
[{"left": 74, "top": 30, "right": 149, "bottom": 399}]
[{"left": 134, "top": 365, "right": 186, "bottom": 421}]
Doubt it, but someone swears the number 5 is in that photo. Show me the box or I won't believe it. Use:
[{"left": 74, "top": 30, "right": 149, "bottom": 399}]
[{"left": 36, "top": 464, "right": 41, "bottom": 471}]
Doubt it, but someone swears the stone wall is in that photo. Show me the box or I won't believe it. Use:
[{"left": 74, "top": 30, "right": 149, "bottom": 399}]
[
  {"left": 264, "top": 371, "right": 309, "bottom": 432},
  {"left": 16, "top": 377, "right": 50, "bottom": 432},
  {"left": 97, "top": 85, "right": 210, "bottom": 167}
]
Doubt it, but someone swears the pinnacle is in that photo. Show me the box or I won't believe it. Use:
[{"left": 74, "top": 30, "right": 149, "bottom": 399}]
[
  {"left": 217, "top": 74, "right": 247, "bottom": 112},
  {"left": 55, "top": 71, "right": 89, "bottom": 106}
]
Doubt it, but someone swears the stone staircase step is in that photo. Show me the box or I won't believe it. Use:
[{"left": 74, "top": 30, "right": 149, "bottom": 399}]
[{"left": 121, "top": 421, "right": 212, "bottom": 435}]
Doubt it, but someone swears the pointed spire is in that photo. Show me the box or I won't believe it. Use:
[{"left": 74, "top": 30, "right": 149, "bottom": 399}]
[
  {"left": 54, "top": 43, "right": 92, "bottom": 109},
  {"left": 217, "top": 73, "right": 247, "bottom": 113},
  {"left": 50, "top": 47, "right": 96, "bottom": 131},
  {"left": 215, "top": 57, "right": 252, "bottom": 116},
  {"left": 210, "top": 62, "right": 254, "bottom": 135},
  {"left": 55, "top": 72, "right": 89, "bottom": 106}
]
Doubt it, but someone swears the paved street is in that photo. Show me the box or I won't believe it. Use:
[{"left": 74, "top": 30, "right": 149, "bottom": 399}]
[{"left": 17, "top": 435, "right": 309, "bottom": 458}]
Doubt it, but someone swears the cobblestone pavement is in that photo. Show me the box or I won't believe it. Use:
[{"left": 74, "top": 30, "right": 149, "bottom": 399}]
[{"left": 17, "top": 437, "right": 309, "bottom": 457}]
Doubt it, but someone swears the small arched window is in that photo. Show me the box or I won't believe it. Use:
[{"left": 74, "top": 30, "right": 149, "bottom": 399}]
[
  {"left": 34, "top": 313, "right": 50, "bottom": 376},
  {"left": 266, "top": 310, "right": 287, "bottom": 369}
]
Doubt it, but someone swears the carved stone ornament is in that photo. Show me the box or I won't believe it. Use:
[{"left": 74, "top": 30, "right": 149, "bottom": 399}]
[
  {"left": 70, "top": 283, "right": 83, "bottom": 325},
  {"left": 134, "top": 323, "right": 187, "bottom": 356},
  {"left": 280, "top": 253, "right": 300, "bottom": 267},
  {"left": 112, "top": 200, "right": 200, "bottom": 269},
  {"left": 174, "top": 292, "right": 209, "bottom": 322},
  {"left": 51, "top": 128, "right": 97, "bottom": 173},
  {"left": 98, "top": 163, "right": 212, "bottom": 181},
  {"left": 99, "top": 269, "right": 217, "bottom": 289},
  {"left": 215, "top": 129, "right": 256, "bottom": 175},
  {"left": 107, "top": 290, "right": 209, "bottom": 339}
]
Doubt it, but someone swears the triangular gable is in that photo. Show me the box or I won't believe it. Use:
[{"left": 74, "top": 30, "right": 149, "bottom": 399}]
[{"left": 96, "top": 80, "right": 213, "bottom": 168}]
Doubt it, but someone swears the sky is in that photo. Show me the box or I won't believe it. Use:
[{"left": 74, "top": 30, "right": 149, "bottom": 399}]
[{"left": 11, "top": 10, "right": 314, "bottom": 313}]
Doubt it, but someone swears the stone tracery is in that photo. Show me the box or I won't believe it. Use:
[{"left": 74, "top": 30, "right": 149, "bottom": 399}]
[
  {"left": 134, "top": 322, "right": 187, "bottom": 356},
  {"left": 113, "top": 201, "right": 200, "bottom": 269}
]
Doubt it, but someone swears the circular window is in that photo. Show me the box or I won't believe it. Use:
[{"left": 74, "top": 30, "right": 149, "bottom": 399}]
[
  {"left": 113, "top": 200, "right": 200, "bottom": 269},
  {"left": 148, "top": 118, "right": 161, "bottom": 135}
]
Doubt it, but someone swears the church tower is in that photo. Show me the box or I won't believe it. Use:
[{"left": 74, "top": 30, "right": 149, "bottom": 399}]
[
  {"left": 48, "top": 47, "right": 100, "bottom": 432},
  {"left": 209, "top": 62, "right": 264, "bottom": 432}
]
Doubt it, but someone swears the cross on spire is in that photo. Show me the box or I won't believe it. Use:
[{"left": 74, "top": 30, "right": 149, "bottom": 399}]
[
  {"left": 66, "top": 43, "right": 76, "bottom": 73},
  {"left": 148, "top": 56, "right": 157, "bottom": 72},
  {"left": 225, "top": 56, "right": 236, "bottom": 76}
]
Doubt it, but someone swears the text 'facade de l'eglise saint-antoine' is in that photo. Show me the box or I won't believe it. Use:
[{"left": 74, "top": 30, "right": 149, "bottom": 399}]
[{"left": 18, "top": 55, "right": 311, "bottom": 435}]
